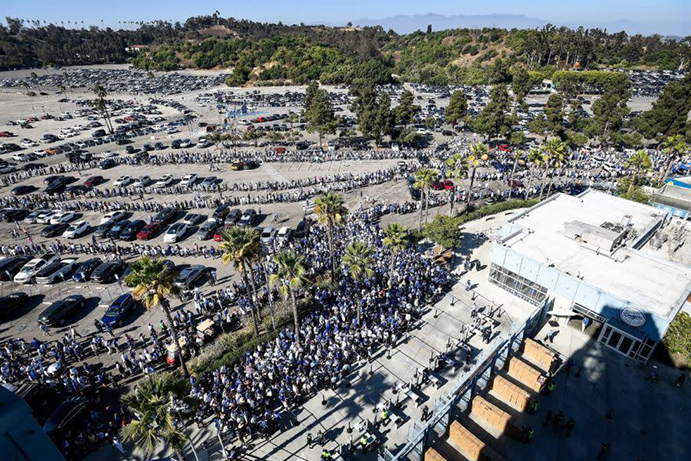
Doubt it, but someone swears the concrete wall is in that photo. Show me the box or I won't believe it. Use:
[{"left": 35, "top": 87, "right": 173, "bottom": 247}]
[{"left": 491, "top": 244, "right": 671, "bottom": 341}]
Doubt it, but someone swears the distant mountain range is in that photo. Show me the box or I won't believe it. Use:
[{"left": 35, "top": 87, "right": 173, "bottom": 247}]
[{"left": 349, "top": 13, "right": 689, "bottom": 37}]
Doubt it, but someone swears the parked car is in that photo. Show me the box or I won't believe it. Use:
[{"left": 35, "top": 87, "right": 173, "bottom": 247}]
[
  {"left": 84, "top": 175, "right": 105, "bottom": 187},
  {"left": 238, "top": 209, "right": 258, "bottom": 227},
  {"left": 154, "top": 207, "right": 176, "bottom": 224},
  {"left": 100, "top": 211, "right": 126, "bottom": 225},
  {"left": 38, "top": 295, "right": 85, "bottom": 326},
  {"left": 197, "top": 221, "right": 217, "bottom": 240},
  {"left": 277, "top": 226, "right": 293, "bottom": 243},
  {"left": 35, "top": 259, "right": 77, "bottom": 284},
  {"left": 261, "top": 227, "right": 276, "bottom": 245},
  {"left": 11, "top": 185, "right": 34, "bottom": 195},
  {"left": 41, "top": 223, "right": 69, "bottom": 238},
  {"left": 175, "top": 265, "right": 206, "bottom": 289},
  {"left": 180, "top": 174, "right": 197, "bottom": 187},
  {"left": 49, "top": 211, "right": 75, "bottom": 224},
  {"left": 0, "top": 292, "right": 28, "bottom": 319},
  {"left": 133, "top": 175, "right": 151, "bottom": 187},
  {"left": 0, "top": 208, "right": 29, "bottom": 222},
  {"left": 72, "top": 258, "right": 102, "bottom": 282},
  {"left": 119, "top": 220, "right": 146, "bottom": 241},
  {"left": 107, "top": 219, "right": 131, "bottom": 239},
  {"left": 0, "top": 257, "right": 30, "bottom": 281},
  {"left": 183, "top": 213, "right": 205, "bottom": 225},
  {"left": 155, "top": 174, "right": 174, "bottom": 187},
  {"left": 137, "top": 222, "right": 161, "bottom": 240},
  {"left": 113, "top": 175, "right": 132, "bottom": 187},
  {"left": 100, "top": 294, "right": 136, "bottom": 327},
  {"left": 212, "top": 204, "right": 230, "bottom": 223},
  {"left": 62, "top": 220, "right": 89, "bottom": 239},
  {"left": 164, "top": 223, "right": 189, "bottom": 243},
  {"left": 94, "top": 221, "right": 115, "bottom": 238},
  {"left": 91, "top": 260, "right": 126, "bottom": 284},
  {"left": 295, "top": 219, "right": 311, "bottom": 239}
]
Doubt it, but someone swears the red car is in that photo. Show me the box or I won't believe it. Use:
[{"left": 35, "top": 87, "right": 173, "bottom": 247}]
[
  {"left": 0, "top": 132, "right": 14, "bottom": 137},
  {"left": 443, "top": 180, "right": 455, "bottom": 191},
  {"left": 497, "top": 144, "right": 510, "bottom": 153},
  {"left": 84, "top": 175, "right": 105, "bottom": 187},
  {"left": 213, "top": 226, "right": 230, "bottom": 242},
  {"left": 431, "top": 181, "right": 445, "bottom": 191},
  {"left": 136, "top": 222, "right": 162, "bottom": 240}
]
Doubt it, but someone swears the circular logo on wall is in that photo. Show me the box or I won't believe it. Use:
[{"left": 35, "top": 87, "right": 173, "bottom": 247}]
[{"left": 620, "top": 307, "right": 646, "bottom": 327}]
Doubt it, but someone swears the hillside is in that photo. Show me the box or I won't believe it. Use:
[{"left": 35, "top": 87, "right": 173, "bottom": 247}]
[{"left": 1, "top": 15, "right": 689, "bottom": 86}]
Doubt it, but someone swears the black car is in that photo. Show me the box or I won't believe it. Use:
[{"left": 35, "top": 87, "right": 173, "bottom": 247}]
[
  {"left": 154, "top": 207, "right": 176, "bottom": 224},
  {"left": 238, "top": 209, "right": 258, "bottom": 227},
  {"left": 11, "top": 185, "right": 34, "bottom": 195},
  {"left": 91, "top": 260, "right": 126, "bottom": 284},
  {"left": 119, "top": 220, "right": 146, "bottom": 241},
  {"left": 44, "top": 181, "right": 67, "bottom": 195},
  {"left": 41, "top": 223, "right": 69, "bottom": 238},
  {"left": 196, "top": 221, "right": 217, "bottom": 240},
  {"left": 66, "top": 185, "right": 89, "bottom": 196},
  {"left": 171, "top": 139, "right": 182, "bottom": 149},
  {"left": 107, "top": 219, "right": 131, "bottom": 239},
  {"left": 175, "top": 265, "right": 206, "bottom": 289},
  {"left": 99, "top": 159, "right": 116, "bottom": 169},
  {"left": 225, "top": 208, "right": 242, "bottom": 225},
  {"left": 0, "top": 292, "right": 28, "bottom": 319},
  {"left": 244, "top": 160, "right": 260, "bottom": 170},
  {"left": 212, "top": 204, "right": 230, "bottom": 222},
  {"left": 93, "top": 129, "right": 106, "bottom": 137},
  {"left": 37, "top": 295, "right": 85, "bottom": 326},
  {"left": 94, "top": 221, "right": 115, "bottom": 238},
  {"left": 72, "top": 258, "right": 102, "bottom": 282},
  {"left": 295, "top": 219, "right": 311, "bottom": 239},
  {"left": 43, "top": 175, "right": 62, "bottom": 185},
  {"left": 0, "top": 257, "right": 30, "bottom": 281},
  {"left": 0, "top": 208, "right": 29, "bottom": 222}
]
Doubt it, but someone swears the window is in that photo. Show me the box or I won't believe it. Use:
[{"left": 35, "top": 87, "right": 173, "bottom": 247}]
[{"left": 489, "top": 263, "right": 548, "bottom": 306}]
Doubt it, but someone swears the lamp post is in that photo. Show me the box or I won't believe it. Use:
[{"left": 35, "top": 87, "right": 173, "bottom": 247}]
[
  {"left": 169, "top": 396, "right": 200, "bottom": 461},
  {"left": 263, "top": 255, "right": 276, "bottom": 331}
]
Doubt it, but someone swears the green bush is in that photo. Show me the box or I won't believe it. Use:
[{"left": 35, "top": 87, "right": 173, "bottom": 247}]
[{"left": 661, "top": 312, "right": 691, "bottom": 368}]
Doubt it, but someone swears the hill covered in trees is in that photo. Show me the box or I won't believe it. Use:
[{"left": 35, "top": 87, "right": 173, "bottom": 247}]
[{"left": 1, "top": 15, "right": 689, "bottom": 86}]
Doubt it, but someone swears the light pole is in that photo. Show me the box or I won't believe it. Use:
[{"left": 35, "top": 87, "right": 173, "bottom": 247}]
[
  {"left": 169, "top": 396, "right": 200, "bottom": 461},
  {"left": 263, "top": 255, "right": 276, "bottom": 331}
]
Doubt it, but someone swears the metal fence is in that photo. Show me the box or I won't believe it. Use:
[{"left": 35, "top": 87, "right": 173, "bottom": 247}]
[{"left": 378, "top": 297, "right": 550, "bottom": 461}]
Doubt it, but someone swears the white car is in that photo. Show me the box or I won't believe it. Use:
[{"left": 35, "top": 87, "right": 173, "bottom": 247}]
[
  {"left": 155, "top": 174, "right": 174, "bottom": 187},
  {"left": 37, "top": 210, "right": 60, "bottom": 224},
  {"left": 196, "top": 140, "right": 211, "bottom": 148},
  {"left": 180, "top": 174, "right": 197, "bottom": 187},
  {"left": 133, "top": 175, "right": 152, "bottom": 187},
  {"left": 101, "top": 151, "right": 119, "bottom": 158},
  {"left": 50, "top": 211, "right": 76, "bottom": 224},
  {"left": 163, "top": 223, "right": 189, "bottom": 243},
  {"left": 14, "top": 258, "right": 50, "bottom": 283},
  {"left": 62, "top": 220, "right": 90, "bottom": 239},
  {"left": 35, "top": 259, "right": 77, "bottom": 284},
  {"left": 113, "top": 176, "right": 132, "bottom": 187},
  {"left": 24, "top": 209, "right": 50, "bottom": 224},
  {"left": 179, "top": 140, "right": 192, "bottom": 148},
  {"left": 12, "top": 153, "right": 35, "bottom": 162},
  {"left": 277, "top": 226, "right": 293, "bottom": 242},
  {"left": 100, "top": 211, "right": 126, "bottom": 225}
]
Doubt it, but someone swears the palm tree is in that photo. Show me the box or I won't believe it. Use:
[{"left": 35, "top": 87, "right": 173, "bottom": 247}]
[
  {"left": 269, "top": 251, "right": 308, "bottom": 345},
  {"left": 413, "top": 168, "right": 439, "bottom": 231},
  {"left": 342, "top": 242, "right": 375, "bottom": 324},
  {"left": 524, "top": 148, "right": 544, "bottom": 200},
  {"left": 121, "top": 373, "right": 190, "bottom": 461},
  {"left": 383, "top": 223, "right": 408, "bottom": 289},
  {"left": 507, "top": 149, "right": 525, "bottom": 200},
  {"left": 219, "top": 226, "right": 262, "bottom": 336},
  {"left": 625, "top": 149, "right": 652, "bottom": 194},
  {"left": 467, "top": 143, "right": 488, "bottom": 204},
  {"left": 543, "top": 139, "right": 568, "bottom": 197},
  {"left": 445, "top": 153, "right": 469, "bottom": 216},
  {"left": 124, "top": 256, "right": 189, "bottom": 378},
  {"left": 94, "top": 84, "right": 114, "bottom": 134},
  {"left": 659, "top": 135, "right": 687, "bottom": 184},
  {"left": 314, "top": 192, "right": 348, "bottom": 282}
]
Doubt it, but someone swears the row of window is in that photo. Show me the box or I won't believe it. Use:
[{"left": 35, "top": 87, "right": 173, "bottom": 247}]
[{"left": 489, "top": 263, "right": 548, "bottom": 306}]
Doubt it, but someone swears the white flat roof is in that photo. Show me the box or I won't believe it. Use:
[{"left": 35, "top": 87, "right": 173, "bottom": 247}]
[{"left": 501, "top": 190, "right": 691, "bottom": 319}]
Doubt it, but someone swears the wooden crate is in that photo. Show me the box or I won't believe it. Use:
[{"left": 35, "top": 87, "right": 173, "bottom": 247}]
[
  {"left": 523, "top": 338, "right": 557, "bottom": 371},
  {"left": 506, "top": 356, "right": 546, "bottom": 393},
  {"left": 491, "top": 375, "right": 531, "bottom": 411}
]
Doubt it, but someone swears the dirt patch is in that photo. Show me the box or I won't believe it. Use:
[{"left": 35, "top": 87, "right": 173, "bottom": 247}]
[
  {"left": 442, "top": 36, "right": 459, "bottom": 46},
  {"left": 198, "top": 25, "right": 237, "bottom": 38}
]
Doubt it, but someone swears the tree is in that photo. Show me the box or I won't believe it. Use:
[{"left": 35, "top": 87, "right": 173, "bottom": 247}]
[
  {"left": 314, "top": 192, "right": 348, "bottom": 282},
  {"left": 218, "top": 226, "right": 263, "bottom": 336},
  {"left": 342, "top": 242, "right": 374, "bottom": 324},
  {"left": 511, "top": 67, "right": 532, "bottom": 111},
  {"left": 467, "top": 143, "right": 488, "bottom": 204},
  {"left": 445, "top": 153, "right": 469, "bottom": 215},
  {"left": 659, "top": 135, "right": 688, "bottom": 184},
  {"left": 304, "top": 80, "right": 319, "bottom": 111},
  {"left": 592, "top": 80, "right": 630, "bottom": 145},
  {"left": 121, "top": 373, "right": 190, "bottom": 461},
  {"left": 445, "top": 90, "right": 468, "bottom": 126},
  {"left": 544, "top": 93, "right": 565, "bottom": 138},
  {"left": 396, "top": 89, "right": 420, "bottom": 127},
  {"left": 423, "top": 215, "right": 462, "bottom": 249},
  {"left": 93, "top": 84, "right": 113, "bottom": 134},
  {"left": 124, "top": 257, "right": 189, "bottom": 378},
  {"left": 624, "top": 149, "right": 652, "bottom": 194},
  {"left": 372, "top": 93, "right": 395, "bottom": 143},
  {"left": 413, "top": 168, "right": 439, "bottom": 231},
  {"left": 471, "top": 84, "right": 511, "bottom": 140},
  {"left": 540, "top": 138, "right": 568, "bottom": 198},
  {"left": 305, "top": 86, "right": 336, "bottom": 147},
  {"left": 637, "top": 74, "right": 691, "bottom": 141},
  {"left": 425, "top": 116, "right": 436, "bottom": 130},
  {"left": 426, "top": 24, "right": 433, "bottom": 35},
  {"left": 383, "top": 223, "right": 408, "bottom": 288},
  {"left": 269, "top": 251, "right": 308, "bottom": 346}
]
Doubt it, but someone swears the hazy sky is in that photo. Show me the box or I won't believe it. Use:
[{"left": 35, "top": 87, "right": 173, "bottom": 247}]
[{"left": 2, "top": 0, "right": 689, "bottom": 32}]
